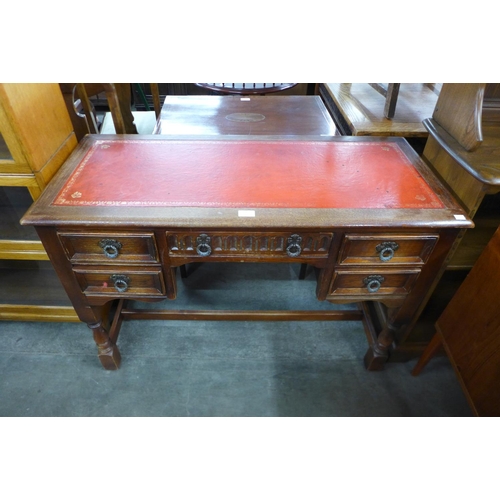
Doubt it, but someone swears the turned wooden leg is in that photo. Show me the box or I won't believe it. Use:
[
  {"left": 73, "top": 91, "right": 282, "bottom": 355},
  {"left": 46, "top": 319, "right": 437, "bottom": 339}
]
[
  {"left": 364, "top": 321, "right": 398, "bottom": 371},
  {"left": 411, "top": 331, "right": 442, "bottom": 376},
  {"left": 87, "top": 320, "right": 121, "bottom": 370}
]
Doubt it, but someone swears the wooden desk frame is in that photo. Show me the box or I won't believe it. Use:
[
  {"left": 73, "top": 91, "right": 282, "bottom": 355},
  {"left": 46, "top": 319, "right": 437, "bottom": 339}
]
[{"left": 22, "top": 135, "right": 472, "bottom": 371}]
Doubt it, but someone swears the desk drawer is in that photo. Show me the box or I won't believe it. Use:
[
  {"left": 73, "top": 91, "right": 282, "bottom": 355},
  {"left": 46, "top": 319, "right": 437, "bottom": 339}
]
[
  {"left": 166, "top": 231, "right": 333, "bottom": 260},
  {"left": 59, "top": 232, "right": 159, "bottom": 264},
  {"left": 328, "top": 269, "right": 420, "bottom": 297},
  {"left": 338, "top": 234, "right": 438, "bottom": 266},
  {"left": 73, "top": 267, "right": 165, "bottom": 297}
]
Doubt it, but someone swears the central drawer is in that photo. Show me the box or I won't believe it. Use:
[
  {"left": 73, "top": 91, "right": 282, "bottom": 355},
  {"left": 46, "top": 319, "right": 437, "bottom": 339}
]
[{"left": 166, "top": 231, "right": 334, "bottom": 260}]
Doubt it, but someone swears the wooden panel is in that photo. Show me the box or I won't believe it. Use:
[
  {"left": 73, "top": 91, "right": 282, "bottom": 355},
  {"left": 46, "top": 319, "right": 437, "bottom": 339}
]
[
  {"left": 0, "top": 84, "right": 77, "bottom": 173},
  {"left": 0, "top": 240, "right": 47, "bottom": 260},
  {"left": 432, "top": 83, "right": 484, "bottom": 152},
  {"left": 435, "top": 226, "right": 500, "bottom": 416},
  {"left": 0, "top": 305, "right": 78, "bottom": 321}
]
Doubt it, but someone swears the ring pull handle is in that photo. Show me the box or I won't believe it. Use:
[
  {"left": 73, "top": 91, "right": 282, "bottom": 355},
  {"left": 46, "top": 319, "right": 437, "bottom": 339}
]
[
  {"left": 364, "top": 275, "right": 385, "bottom": 293},
  {"left": 99, "top": 239, "right": 122, "bottom": 259},
  {"left": 110, "top": 274, "right": 130, "bottom": 293},
  {"left": 196, "top": 234, "right": 212, "bottom": 257},
  {"left": 286, "top": 234, "right": 302, "bottom": 257},
  {"left": 376, "top": 242, "right": 399, "bottom": 262}
]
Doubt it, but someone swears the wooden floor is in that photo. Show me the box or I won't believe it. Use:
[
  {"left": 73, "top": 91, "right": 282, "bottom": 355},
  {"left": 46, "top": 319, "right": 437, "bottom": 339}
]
[{"left": 319, "top": 83, "right": 440, "bottom": 137}]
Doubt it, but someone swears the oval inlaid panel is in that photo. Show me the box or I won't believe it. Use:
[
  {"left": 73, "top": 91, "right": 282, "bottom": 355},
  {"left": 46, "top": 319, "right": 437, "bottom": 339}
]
[{"left": 225, "top": 112, "right": 266, "bottom": 122}]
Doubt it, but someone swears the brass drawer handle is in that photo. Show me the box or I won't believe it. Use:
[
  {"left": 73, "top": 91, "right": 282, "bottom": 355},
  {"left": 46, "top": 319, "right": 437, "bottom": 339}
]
[
  {"left": 286, "top": 234, "right": 302, "bottom": 257},
  {"left": 364, "top": 275, "right": 385, "bottom": 293},
  {"left": 99, "top": 239, "right": 122, "bottom": 259},
  {"left": 376, "top": 242, "right": 399, "bottom": 262},
  {"left": 110, "top": 274, "right": 130, "bottom": 292},
  {"left": 196, "top": 234, "right": 212, "bottom": 257}
]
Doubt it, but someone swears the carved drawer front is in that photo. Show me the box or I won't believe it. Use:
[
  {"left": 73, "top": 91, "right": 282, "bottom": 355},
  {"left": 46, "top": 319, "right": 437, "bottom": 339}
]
[
  {"left": 338, "top": 234, "right": 438, "bottom": 266},
  {"left": 58, "top": 232, "right": 159, "bottom": 264},
  {"left": 166, "top": 231, "right": 334, "bottom": 259},
  {"left": 328, "top": 269, "right": 420, "bottom": 297},
  {"left": 73, "top": 267, "right": 165, "bottom": 297}
]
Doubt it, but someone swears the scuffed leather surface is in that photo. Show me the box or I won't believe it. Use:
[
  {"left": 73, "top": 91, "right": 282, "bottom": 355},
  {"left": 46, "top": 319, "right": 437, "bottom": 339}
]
[{"left": 54, "top": 139, "right": 444, "bottom": 209}]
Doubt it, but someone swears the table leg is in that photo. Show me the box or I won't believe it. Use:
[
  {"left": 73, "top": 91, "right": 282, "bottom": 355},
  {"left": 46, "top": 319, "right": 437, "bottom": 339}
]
[
  {"left": 364, "top": 324, "right": 397, "bottom": 370},
  {"left": 86, "top": 307, "right": 121, "bottom": 370},
  {"left": 363, "top": 307, "right": 399, "bottom": 370}
]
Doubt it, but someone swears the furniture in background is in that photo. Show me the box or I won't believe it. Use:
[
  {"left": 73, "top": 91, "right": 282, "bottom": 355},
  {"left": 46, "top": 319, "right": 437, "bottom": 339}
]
[
  {"left": 195, "top": 83, "right": 297, "bottom": 95},
  {"left": 366, "top": 83, "right": 500, "bottom": 361},
  {"left": 367, "top": 83, "right": 401, "bottom": 118},
  {"left": 0, "top": 83, "right": 79, "bottom": 321},
  {"left": 318, "top": 83, "right": 440, "bottom": 138},
  {"left": 59, "top": 84, "right": 161, "bottom": 141},
  {"left": 21, "top": 135, "right": 471, "bottom": 371},
  {"left": 154, "top": 95, "right": 338, "bottom": 136},
  {"left": 412, "top": 224, "right": 500, "bottom": 417}
]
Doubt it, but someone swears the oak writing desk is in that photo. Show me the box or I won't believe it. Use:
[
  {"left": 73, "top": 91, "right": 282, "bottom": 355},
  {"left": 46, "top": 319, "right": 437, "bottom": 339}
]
[{"left": 21, "top": 135, "right": 472, "bottom": 370}]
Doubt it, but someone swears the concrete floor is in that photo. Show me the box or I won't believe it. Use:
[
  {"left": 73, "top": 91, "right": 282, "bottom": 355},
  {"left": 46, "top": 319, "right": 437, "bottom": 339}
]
[{"left": 0, "top": 263, "right": 472, "bottom": 417}]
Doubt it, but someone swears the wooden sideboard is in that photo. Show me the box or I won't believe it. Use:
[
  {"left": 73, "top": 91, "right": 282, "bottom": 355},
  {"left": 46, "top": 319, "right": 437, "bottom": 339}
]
[{"left": 21, "top": 135, "right": 471, "bottom": 370}]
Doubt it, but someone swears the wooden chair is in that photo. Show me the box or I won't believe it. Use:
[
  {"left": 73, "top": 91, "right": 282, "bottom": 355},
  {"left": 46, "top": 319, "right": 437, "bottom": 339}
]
[
  {"left": 70, "top": 83, "right": 161, "bottom": 138},
  {"left": 367, "top": 83, "right": 401, "bottom": 118},
  {"left": 412, "top": 224, "right": 500, "bottom": 417},
  {"left": 195, "top": 83, "right": 297, "bottom": 95}
]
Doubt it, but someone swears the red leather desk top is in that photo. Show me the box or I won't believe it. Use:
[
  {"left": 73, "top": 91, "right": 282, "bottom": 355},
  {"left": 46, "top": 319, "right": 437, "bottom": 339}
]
[{"left": 54, "top": 139, "right": 444, "bottom": 209}]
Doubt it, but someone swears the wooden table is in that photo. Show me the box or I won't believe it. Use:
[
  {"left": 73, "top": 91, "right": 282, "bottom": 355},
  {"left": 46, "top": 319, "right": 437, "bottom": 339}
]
[
  {"left": 21, "top": 135, "right": 471, "bottom": 371},
  {"left": 154, "top": 95, "right": 338, "bottom": 136},
  {"left": 318, "top": 83, "right": 440, "bottom": 137}
]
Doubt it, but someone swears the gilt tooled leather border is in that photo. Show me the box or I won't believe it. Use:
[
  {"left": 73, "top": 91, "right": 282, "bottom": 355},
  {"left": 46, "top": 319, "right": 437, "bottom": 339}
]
[{"left": 53, "top": 139, "right": 444, "bottom": 210}]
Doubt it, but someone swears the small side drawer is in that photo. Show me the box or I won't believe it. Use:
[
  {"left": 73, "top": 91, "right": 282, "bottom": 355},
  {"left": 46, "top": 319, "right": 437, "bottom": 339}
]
[
  {"left": 338, "top": 234, "right": 438, "bottom": 266},
  {"left": 166, "top": 231, "right": 333, "bottom": 260},
  {"left": 73, "top": 267, "right": 165, "bottom": 297},
  {"left": 58, "top": 232, "right": 159, "bottom": 264},
  {"left": 328, "top": 269, "right": 420, "bottom": 297}
]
